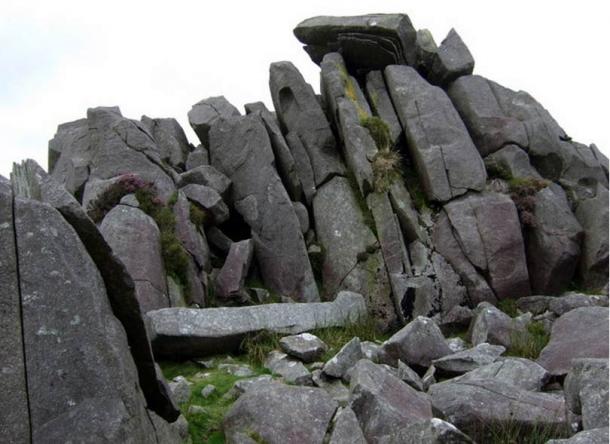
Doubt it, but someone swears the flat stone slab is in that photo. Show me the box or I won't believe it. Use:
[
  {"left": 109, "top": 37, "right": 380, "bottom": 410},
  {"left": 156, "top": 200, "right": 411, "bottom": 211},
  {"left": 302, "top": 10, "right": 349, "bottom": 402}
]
[{"left": 148, "top": 291, "right": 367, "bottom": 358}]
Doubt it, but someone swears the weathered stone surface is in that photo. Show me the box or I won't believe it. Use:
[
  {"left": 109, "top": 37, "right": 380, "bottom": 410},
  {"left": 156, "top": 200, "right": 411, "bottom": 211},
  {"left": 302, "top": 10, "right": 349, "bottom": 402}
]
[
  {"left": 329, "top": 407, "right": 366, "bottom": 444},
  {"left": 245, "top": 101, "right": 302, "bottom": 201},
  {"left": 439, "top": 304, "right": 473, "bottom": 335},
  {"left": 448, "top": 75, "right": 528, "bottom": 156},
  {"left": 48, "top": 118, "right": 92, "bottom": 197},
  {"left": 292, "top": 201, "right": 310, "bottom": 234},
  {"left": 547, "top": 428, "right": 609, "bottom": 444},
  {"left": 549, "top": 292, "right": 609, "bottom": 316},
  {"left": 179, "top": 165, "right": 231, "bottom": 199},
  {"left": 314, "top": 176, "right": 397, "bottom": 330},
  {"left": 223, "top": 383, "right": 337, "bottom": 444},
  {"left": 226, "top": 375, "right": 274, "bottom": 400},
  {"left": 141, "top": 116, "right": 191, "bottom": 169},
  {"left": 389, "top": 181, "right": 426, "bottom": 243},
  {"left": 575, "top": 185, "right": 609, "bottom": 291},
  {"left": 434, "top": 192, "right": 530, "bottom": 302},
  {"left": 382, "top": 316, "right": 452, "bottom": 368},
  {"left": 428, "top": 29, "right": 474, "bottom": 85},
  {"left": 188, "top": 96, "right": 240, "bottom": 147},
  {"left": 280, "top": 333, "right": 327, "bottom": 363},
  {"left": 484, "top": 144, "right": 541, "bottom": 179},
  {"left": 336, "top": 97, "right": 376, "bottom": 195},
  {"left": 396, "top": 360, "right": 424, "bottom": 391},
  {"left": 385, "top": 65, "right": 486, "bottom": 202},
  {"left": 564, "top": 358, "right": 609, "bottom": 430},
  {"left": 269, "top": 61, "right": 345, "bottom": 185},
  {"left": 525, "top": 184, "right": 583, "bottom": 294},
  {"left": 0, "top": 179, "right": 29, "bottom": 444},
  {"left": 285, "top": 131, "right": 317, "bottom": 205},
  {"left": 349, "top": 360, "right": 433, "bottom": 442},
  {"left": 537, "top": 307, "right": 609, "bottom": 376},
  {"left": 467, "top": 302, "right": 526, "bottom": 348},
  {"left": 387, "top": 418, "right": 474, "bottom": 444},
  {"left": 294, "top": 14, "right": 417, "bottom": 70},
  {"left": 264, "top": 351, "right": 312, "bottom": 385},
  {"left": 414, "top": 29, "right": 438, "bottom": 74},
  {"left": 488, "top": 80, "right": 608, "bottom": 199},
  {"left": 168, "top": 376, "right": 192, "bottom": 405},
  {"left": 453, "top": 357, "right": 548, "bottom": 391},
  {"left": 11, "top": 160, "right": 179, "bottom": 420},
  {"left": 323, "top": 337, "right": 363, "bottom": 379},
  {"left": 429, "top": 378, "right": 567, "bottom": 437},
  {"left": 14, "top": 197, "right": 172, "bottom": 441},
  {"left": 214, "top": 240, "right": 253, "bottom": 303},
  {"left": 173, "top": 190, "right": 210, "bottom": 272},
  {"left": 100, "top": 204, "right": 169, "bottom": 313},
  {"left": 209, "top": 114, "right": 318, "bottom": 302},
  {"left": 86, "top": 107, "right": 177, "bottom": 200},
  {"left": 185, "top": 145, "right": 209, "bottom": 170},
  {"left": 148, "top": 291, "right": 367, "bottom": 358},
  {"left": 432, "top": 343, "right": 505, "bottom": 375},
  {"left": 446, "top": 337, "right": 468, "bottom": 353},
  {"left": 365, "top": 70, "right": 403, "bottom": 146}
]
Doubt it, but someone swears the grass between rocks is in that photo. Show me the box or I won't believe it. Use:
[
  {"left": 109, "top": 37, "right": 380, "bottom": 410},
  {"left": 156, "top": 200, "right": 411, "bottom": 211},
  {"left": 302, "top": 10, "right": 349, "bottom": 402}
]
[
  {"left": 506, "top": 321, "right": 550, "bottom": 360},
  {"left": 160, "top": 358, "right": 269, "bottom": 444},
  {"left": 469, "top": 420, "right": 570, "bottom": 443}
]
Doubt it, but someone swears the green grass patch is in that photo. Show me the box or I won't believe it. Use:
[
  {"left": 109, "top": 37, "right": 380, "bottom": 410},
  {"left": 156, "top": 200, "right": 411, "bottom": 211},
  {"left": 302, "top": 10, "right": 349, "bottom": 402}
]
[
  {"left": 506, "top": 321, "right": 550, "bottom": 360},
  {"left": 468, "top": 420, "right": 570, "bottom": 443},
  {"left": 497, "top": 299, "right": 520, "bottom": 318},
  {"left": 239, "top": 331, "right": 282, "bottom": 367},
  {"left": 313, "top": 317, "right": 389, "bottom": 361}
]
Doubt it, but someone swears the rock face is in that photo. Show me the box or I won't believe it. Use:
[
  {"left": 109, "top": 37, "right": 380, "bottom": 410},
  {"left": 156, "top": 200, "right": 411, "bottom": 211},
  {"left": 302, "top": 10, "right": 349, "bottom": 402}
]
[
  {"left": 208, "top": 114, "right": 318, "bottom": 302},
  {"left": 429, "top": 378, "right": 567, "bottom": 437},
  {"left": 433, "top": 192, "right": 530, "bottom": 304},
  {"left": 385, "top": 65, "right": 486, "bottom": 202},
  {"left": 269, "top": 61, "right": 345, "bottom": 186},
  {"left": 148, "top": 291, "right": 367, "bottom": 358},
  {"left": 293, "top": 14, "right": 417, "bottom": 70},
  {"left": 223, "top": 384, "right": 337, "bottom": 444},
  {"left": 537, "top": 307, "right": 609, "bottom": 376},
  {"left": 6, "top": 193, "right": 178, "bottom": 442}
]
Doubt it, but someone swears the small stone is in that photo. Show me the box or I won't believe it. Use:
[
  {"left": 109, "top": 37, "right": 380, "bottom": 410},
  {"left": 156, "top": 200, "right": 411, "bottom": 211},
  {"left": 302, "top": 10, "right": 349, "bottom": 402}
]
[
  {"left": 168, "top": 376, "right": 192, "bottom": 405},
  {"left": 218, "top": 364, "right": 255, "bottom": 378},
  {"left": 323, "top": 337, "right": 363, "bottom": 379},
  {"left": 187, "top": 405, "right": 206, "bottom": 415},
  {"left": 200, "top": 385, "right": 216, "bottom": 398}
]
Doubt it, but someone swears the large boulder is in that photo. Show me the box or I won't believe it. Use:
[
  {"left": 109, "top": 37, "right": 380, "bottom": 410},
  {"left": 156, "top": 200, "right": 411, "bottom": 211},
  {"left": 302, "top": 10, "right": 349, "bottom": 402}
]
[
  {"left": 208, "top": 114, "right": 318, "bottom": 302},
  {"left": 385, "top": 65, "right": 486, "bottom": 202},
  {"left": 448, "top": 75, "right": 528, "bottom": 156},
  {"left": 11, "top": 196, "right": 178, "bottom": 442},
  {"left": 269, "top": 61, "right": 345, "bottom": 186},
  {"left": 293, "top": 14, "right": 417, "bottom": 71},
  {"left": 525, "top": 184, "right": 583, "bottom": 295},
  {"left": 433, "top": 192, "right": 530, "bottom": 303},
  {"left": 313, "top": 176, "right": 397, "bottom": 330},
  {"left": 100, "top": 204, "right": 170, "bottom": 313},
  {"left": 453, "top": 357, "right": 549, "bottom": 391},
  {"left": 349, "top": 359, "right": 433, "bottom": 442},
  {"left": 223, "top": 383, "right": 337, "bottom": 444},
  {"left": 429, "top": 378, "right": 567, "bottom": 437},
  {"left": 11, "top": 160, "right": 179, "bottom": 420},
  {"left": 148, "top": 291, "right": 367, "bottom": 358},
  {"left": 537, "top": 307, "right": 609, "bottom": 376}
]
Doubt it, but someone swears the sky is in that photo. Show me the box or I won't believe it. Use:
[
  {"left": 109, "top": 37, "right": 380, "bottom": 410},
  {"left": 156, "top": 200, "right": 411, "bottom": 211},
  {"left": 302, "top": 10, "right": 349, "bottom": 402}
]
[{"left": 1, "top": 0, "right": 608, "bottom": 177}]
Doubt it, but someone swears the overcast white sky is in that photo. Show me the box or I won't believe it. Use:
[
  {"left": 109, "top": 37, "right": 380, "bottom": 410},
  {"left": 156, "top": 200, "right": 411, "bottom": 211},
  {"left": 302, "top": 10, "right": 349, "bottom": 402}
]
[{"left": 1, "top": 0, "right": 608, "bottom": 177}]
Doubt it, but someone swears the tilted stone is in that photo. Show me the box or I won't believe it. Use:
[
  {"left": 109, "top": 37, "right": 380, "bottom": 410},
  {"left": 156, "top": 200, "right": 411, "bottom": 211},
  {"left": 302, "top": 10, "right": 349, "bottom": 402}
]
[
  {"left": 484, "top": 144, "right": 541, "bottom": 179},
  {"left": 269, "top": 61, "right": 345, "bottom": 185},
  {"left": 432, "top": 343, "right": 506, "bottom": 375},
  {"left": 293, "top": 14, "right": 417, "bottom": 70},
  {"left": 453, "top": 357, "right": 549, "bottom": 391},
  {"left": 385, "top": 65, "right": 486, "bottom": 202},
  {"left": 280, "top": 333, "right": 328, "bottom": 363},
  {"left": 48, "top": 118, "right": 91, "bottom": 196},
  {"left": 285, "top": 131, "right": 317, "bottom": 205},
  {"left": 537, "top": 307, "right": 609, "bottom": 376},
  {"left": 209, "top": 114, "right": 318, "bottom": 302},
  {"left": 467, "top": 302, "right": 527, "bottom": 348},
  {"left": 147, "top": 291, "right": 367, "bottom": 359},
  {"left": 185, "top": 145, "right": 209, "bottom": 170},
  {"left": 448, "top": 75, "right": 528, "bottom": 156},
  {"left": 181, "top": 183, "right": 229, "bottom": 224},
  {"left": 323, "top": 337, "right": 363, "bottom": 379},
  {"left": 386, "top": 418, "right": 474, "bottom": 444},
  {"left": 214, "top": 239, "right": 253, "bottom": 303},
  {"left": 428, "top": 28, "right": 474, "bottom": 86},
  {"left": 141, "top": 116, "right": 192, "bottom": 169},
  {"left": 178, "top": 165, "right": 231, "bottom": 199},
  {"left": 414, "top": 29, "right": 438, "bottom": 75},
  {"left": 365, "top": 70, "right": 403, "bottom": 147},
  {"left": 328, "top": 407, "right": 367, "bottom": 444}
]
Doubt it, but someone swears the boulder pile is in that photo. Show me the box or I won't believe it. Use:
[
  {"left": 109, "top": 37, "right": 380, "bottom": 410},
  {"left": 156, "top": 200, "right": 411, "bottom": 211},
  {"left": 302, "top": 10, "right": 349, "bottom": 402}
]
[{"left": 1, "top": 12, "right": 608, "bottom": 444}]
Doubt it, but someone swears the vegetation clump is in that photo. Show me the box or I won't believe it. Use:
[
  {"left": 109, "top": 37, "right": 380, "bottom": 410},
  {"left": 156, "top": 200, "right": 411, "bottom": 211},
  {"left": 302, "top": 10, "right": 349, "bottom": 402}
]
[
  {"left": 508, "top": 177, "right": 550, "bottom": 228},
  {"left": 86, "top": 173, "right": 150, "bottom": 222},
  {"left": 506, "top": 321, "right": 550, "bottom": 360},
  {"left": 360, "top": 116, "right": 403, "bottom": 194}
]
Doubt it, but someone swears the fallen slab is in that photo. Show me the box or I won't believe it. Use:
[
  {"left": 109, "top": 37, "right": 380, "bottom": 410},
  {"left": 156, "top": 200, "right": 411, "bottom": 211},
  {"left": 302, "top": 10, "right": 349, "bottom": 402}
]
[{"left": 148, "top": 291, "right": 367, "bottom": 359}]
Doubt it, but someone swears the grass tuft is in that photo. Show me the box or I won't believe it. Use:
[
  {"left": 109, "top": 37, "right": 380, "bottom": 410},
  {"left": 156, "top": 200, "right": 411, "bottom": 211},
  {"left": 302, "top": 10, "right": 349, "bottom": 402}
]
[
  {"left": 468, "top": 419, "right": 570, "bottom": 443},
  {"left": 497, "top": 299, "right": 520, "bottom": 318},
  {"left": 506, "top": 321, "right": 550, "bottom": 360},
  {"left": 239, "top": 331, "right": 282, "bottom": 367},
  {"left": 313, "top": 317, "right": 388, "bottom": 361}
]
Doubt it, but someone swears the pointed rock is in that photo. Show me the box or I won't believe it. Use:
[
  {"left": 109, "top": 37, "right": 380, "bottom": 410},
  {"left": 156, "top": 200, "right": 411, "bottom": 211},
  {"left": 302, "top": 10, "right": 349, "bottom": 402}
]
[{"left": 188, "top": 96, "right": 240, "bottom": 147}]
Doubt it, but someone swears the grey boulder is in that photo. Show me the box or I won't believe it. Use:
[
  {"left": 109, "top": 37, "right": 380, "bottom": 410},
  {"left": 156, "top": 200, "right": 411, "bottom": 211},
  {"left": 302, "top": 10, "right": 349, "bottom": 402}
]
[
  {"left": 223, "top": 383, "right": 337, "bottom": 444},
  {"left": 547, "top": 428, "right": 609, "bottom": 444},
  {"left": 386, "top": 418, "right": 474, "bottom": 444},
  {"left": 328, "top": 407, "right": 366, "bottom": 444},
  {"left": 214, "top": 239, "right": 253, "bottom": 303},
  {"left": 385, "top": 65, "right": 486, "bottom": 202},
  {"left": 537, "top": 307, "right": 609, "bottom": 376},
  {"left": 280, "top": 333, "right": 328, "bottom": 363},
  {"left": 564, "top": 358, "right": 609, "bottom": 430},
  {"left": 467, "top": 302, "right": 527, "bottom": 348},
  {"left": 432, "top": 343, "right": 506, "bottom": 375},
  {"left": 178, "top": 165, "right": 231, "bottom": 200},
  {"left": 428, "top": 28, "right": 474, "bottom": 86},
  {"left": 453, "top": 357, "right": 549, "bottom": 391},
  {"left": 323, "top": 337, "right": 364, "bottom": 379},
  {"left": 188, "top": 96, "right": 240, "bottom": 147}
]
